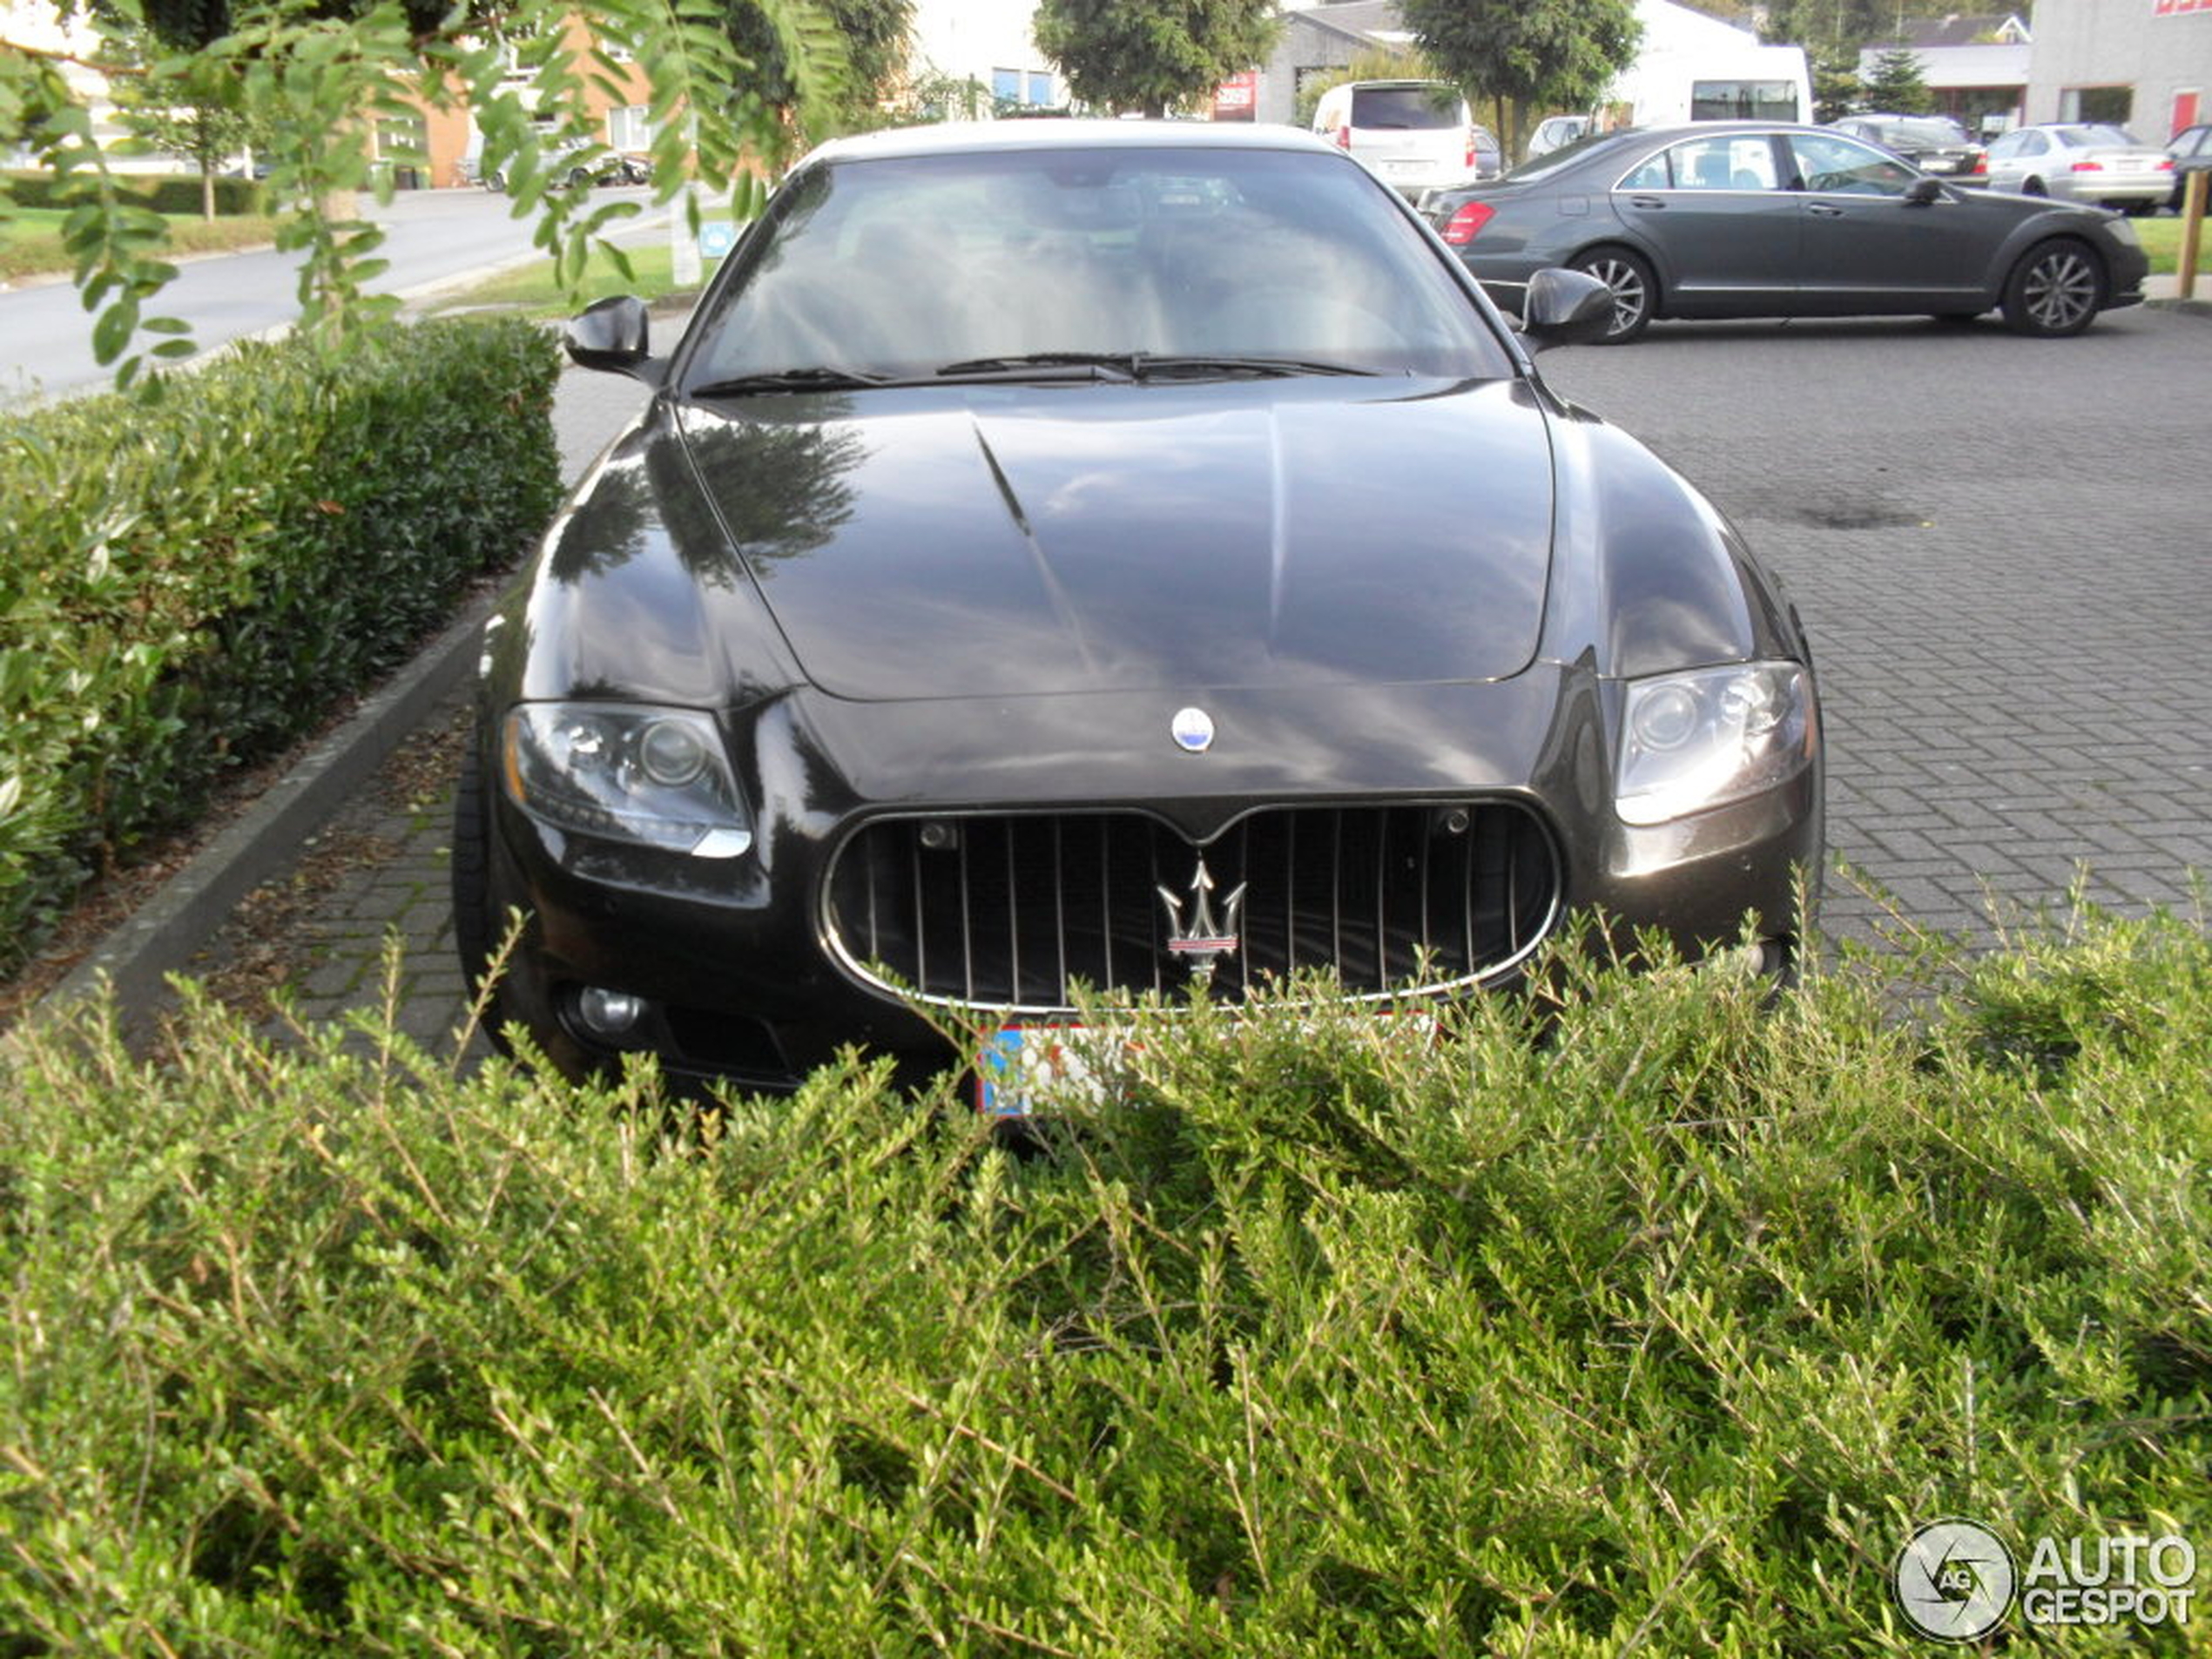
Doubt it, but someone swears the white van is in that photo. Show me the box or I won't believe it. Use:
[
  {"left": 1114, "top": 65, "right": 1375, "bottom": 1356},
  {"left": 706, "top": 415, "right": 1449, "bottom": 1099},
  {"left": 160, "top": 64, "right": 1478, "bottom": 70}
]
[{"left": 1312, "top": 80, "right": 1490, "bottom": 199}]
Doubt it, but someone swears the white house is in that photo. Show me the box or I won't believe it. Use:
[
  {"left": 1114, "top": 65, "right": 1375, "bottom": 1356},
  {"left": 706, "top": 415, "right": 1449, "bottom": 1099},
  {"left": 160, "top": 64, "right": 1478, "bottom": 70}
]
[
  {"left": 906, "top": 0, "right": 1060, "bottom": 112},
  {"left": 1857, "top": 13, "right": 2032, "bottom": 135},
  {"left": 0, "top": 0, "right": 156, "bottom": 170}
]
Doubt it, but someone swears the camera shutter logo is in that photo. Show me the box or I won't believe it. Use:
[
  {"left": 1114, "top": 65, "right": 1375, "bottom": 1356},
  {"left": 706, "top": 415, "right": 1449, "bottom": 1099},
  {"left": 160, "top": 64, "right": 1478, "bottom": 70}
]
[{"left": 1894, "top": 1519, "right": 2017, "bottom": 1641}]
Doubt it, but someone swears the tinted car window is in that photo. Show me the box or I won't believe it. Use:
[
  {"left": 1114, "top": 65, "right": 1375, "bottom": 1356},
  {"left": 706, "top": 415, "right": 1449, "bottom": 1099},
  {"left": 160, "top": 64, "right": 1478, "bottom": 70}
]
[
  {"left": 685, "top": 146, "right": 1513, "bottom": 385},
  {"left": 1351, "top": 85, "right": 1460, "bottom": 129},
  {"left": 1790, "top": 131, "right": 1918, "bottom": 194},
  {"left": 1663, "top": 134, "right": 1781, "bottom": 190}
]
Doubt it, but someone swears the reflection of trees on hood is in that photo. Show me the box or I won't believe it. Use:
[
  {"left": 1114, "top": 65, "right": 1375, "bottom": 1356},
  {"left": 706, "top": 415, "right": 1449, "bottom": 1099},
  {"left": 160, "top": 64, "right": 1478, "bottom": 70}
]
[
  {"left": 548, "top": 455, "right": 658, "bottom": 584},
  {"left": 684, "top": 415, "right": 866, "bottom": 578},
  {"left": 545, "top": 408, "right": 865, "bottom": 588}
]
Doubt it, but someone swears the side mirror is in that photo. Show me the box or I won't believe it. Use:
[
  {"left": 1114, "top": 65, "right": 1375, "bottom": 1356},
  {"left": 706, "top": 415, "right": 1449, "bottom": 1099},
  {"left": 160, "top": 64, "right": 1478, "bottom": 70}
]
[
  {"left": 564, "top": 294, "right": 658, "bottom": 383},
  {"left": 1904, "top": 176, "right": 1946, "bottom": 206},
  {"left": 1520, "top": 266, "right": 1616, "bottom": 354}
]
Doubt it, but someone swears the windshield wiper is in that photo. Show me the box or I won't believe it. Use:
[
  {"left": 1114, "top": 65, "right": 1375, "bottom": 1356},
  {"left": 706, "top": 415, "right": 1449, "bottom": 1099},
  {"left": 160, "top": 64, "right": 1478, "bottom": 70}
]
[
  {"left": 934, "top": 352, "right": 1141, "bottom": 381},
  {"left": 934, "top": 351, "right": 1378, "bottom": 382},
  {"left": 686, "top": 366, "right": 898, "bottom": 397},
  {"left": 1128, "top": 354, "right": 1379, "bottom": 380}
]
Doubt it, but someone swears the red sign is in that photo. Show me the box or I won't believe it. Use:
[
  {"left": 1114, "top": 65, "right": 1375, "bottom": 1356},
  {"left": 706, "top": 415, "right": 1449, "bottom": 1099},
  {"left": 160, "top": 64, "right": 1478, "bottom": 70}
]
[
  {"left": 2155, "top": 0, "right": 2210, "bottom": 14},
  {"left": 1213, "top": 71, "right": 1258, "bottom": 121}
]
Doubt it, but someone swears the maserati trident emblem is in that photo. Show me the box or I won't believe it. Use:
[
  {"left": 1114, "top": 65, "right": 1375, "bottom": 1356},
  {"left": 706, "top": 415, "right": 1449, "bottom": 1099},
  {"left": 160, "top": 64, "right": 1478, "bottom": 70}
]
[
  {"left": 1170, "top": 706, "right": 1215, "bottom": 752},
  {"left": 1157, "top": 858, "right": 1246, "bottom": 982}
]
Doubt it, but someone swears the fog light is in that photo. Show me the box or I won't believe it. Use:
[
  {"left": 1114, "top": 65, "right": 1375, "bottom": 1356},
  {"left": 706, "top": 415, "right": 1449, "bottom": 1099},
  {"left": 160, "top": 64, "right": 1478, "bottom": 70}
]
[{"left": 575, "top": 985, "right": 648, "bottom": 1037}]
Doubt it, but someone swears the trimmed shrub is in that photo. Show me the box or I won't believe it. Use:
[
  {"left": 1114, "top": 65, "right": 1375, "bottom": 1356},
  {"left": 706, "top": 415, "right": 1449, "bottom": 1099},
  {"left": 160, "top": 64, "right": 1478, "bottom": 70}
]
[
  {"left": 0, "top": 320, "right": 562, "bottom": 972},
  {"left": 2, "top": 168, "right": 268, "bottom": 216},
  {"left": 0, "top": 912, "right": 2204, "bottom": 1652}
]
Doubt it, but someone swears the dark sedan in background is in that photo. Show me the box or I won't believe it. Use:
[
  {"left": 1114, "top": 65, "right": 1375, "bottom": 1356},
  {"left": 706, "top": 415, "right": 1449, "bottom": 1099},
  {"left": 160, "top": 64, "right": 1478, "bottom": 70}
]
[
  {"left": 1828, "top": 113, "right": 1986, "bottom": 181},
  {"left": 2168, "top": 122, "right": 2212, "bottom": 212},
  {"left": 1422, "top": 122, "right": 2148, "bottom": 342},
  {"left": 458, "top": 121, "right": 1822, "bottom": 1101}
]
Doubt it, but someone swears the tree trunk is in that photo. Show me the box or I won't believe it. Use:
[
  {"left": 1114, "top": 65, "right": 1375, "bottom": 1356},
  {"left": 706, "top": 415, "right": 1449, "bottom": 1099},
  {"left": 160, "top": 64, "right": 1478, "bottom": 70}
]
[{"left": 201, "top": 162, "right": 216, "bottom": 223}]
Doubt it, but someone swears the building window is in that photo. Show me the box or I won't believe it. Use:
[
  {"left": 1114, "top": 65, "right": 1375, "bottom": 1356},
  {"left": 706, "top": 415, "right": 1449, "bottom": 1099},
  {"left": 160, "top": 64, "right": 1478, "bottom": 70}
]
[
  {"left": 2062, "top": 84, "right": 2134, "bottom": 126},
  {"left": 1025, "top": 71, "right": 1055, "bottom": 106},
  {"left": 992, "top": 67, "right": 1022, "bottom": 104},
  {"left": 607, "top": 105, "right": 652, "bottom": 151}
]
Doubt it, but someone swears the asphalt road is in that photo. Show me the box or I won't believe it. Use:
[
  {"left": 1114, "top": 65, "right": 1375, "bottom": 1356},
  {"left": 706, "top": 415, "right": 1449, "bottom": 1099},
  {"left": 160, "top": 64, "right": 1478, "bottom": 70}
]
[
  {"left": 0, "top": 184, "right": 669, "bottom": 402},
  {"left": 158, "top": 301, "right": 2212, "bottom": 1053}
]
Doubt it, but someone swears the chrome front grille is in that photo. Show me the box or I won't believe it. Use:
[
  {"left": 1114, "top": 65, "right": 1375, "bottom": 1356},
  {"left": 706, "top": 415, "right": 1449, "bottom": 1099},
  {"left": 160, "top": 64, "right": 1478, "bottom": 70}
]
[{"left": 822, "top": 804, "right": 1558, "bottom": 1010}]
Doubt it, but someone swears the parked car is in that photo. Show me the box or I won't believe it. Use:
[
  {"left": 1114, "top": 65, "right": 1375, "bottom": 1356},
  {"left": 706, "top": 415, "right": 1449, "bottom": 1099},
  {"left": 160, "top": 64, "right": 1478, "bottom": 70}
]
[
  {"left": 1468, "top": 122, "right": 1504, "bottom": 180},
  {"left": 1981, "top": 123, "right": 2174, "bottom": 212},
  {"left": 1827, "top": 113, "right": 1986, "bottom": 182},
  {"left": 1421, "top": 122, "right": 2148, "bottom": 342},
  {"left": 548, "top": 139, "right": 653, "bottom": 189},
  {"left": 1312, "top": 79, "right": 1496, "bottom": 197},
  {"left": 1526, "top": 113, "right": 1591, "bottom": 161},
  {"left": 2168, "top": 122, "right": 2212, "bottom": 212},
  {"left": 456, "top": 119, "right": 1823, "bottom": 1098}
]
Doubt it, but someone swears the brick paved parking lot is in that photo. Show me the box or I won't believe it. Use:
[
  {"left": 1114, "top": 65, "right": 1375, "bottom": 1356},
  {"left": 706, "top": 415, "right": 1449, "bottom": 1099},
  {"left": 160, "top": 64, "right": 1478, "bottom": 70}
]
[
  {"left": 178, "top": 306, "right": 2212, "bottom": 1052},
  {"left": 1541, "top": 308, "right": 2212, "bottom": 941}
]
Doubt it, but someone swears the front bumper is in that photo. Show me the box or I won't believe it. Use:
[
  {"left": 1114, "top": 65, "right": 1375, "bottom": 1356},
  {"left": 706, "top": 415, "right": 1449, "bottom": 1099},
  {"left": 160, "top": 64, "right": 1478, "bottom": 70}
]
[{"left": 481, "top": 670, "right": 1823, "bottom": 1089}]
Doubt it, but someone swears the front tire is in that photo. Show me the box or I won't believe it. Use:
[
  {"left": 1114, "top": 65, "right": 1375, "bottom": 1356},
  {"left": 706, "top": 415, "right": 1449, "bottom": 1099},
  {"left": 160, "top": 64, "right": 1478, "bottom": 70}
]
[
  {"left": 450, "top": 738, "right": 513, "bottom": 1056},
  {"left": 1568, "top": 246, "right": 1656, "bottom": 344},
  {"left": 2000, "top": 238, "right": 2105, "bottom": 337}
]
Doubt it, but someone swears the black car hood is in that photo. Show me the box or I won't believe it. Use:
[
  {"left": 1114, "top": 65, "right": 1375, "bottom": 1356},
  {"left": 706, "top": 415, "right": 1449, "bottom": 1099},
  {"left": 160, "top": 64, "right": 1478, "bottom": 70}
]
[{"left": 673, "top": 377, "right": 1556, "bottom": 701}]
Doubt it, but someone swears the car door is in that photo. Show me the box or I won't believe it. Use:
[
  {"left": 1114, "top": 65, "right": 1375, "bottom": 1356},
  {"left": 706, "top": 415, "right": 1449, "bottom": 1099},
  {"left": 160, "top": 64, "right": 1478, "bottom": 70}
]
[
  {"left": 1784, "top": 130, "right": 1992, "bottom": 313},
  {"left": 1986, "top": 128, "right": 2047, "bottom": 192},
  {"left": 1611, "top": 132, "right": 1799, "bottom": 315}
]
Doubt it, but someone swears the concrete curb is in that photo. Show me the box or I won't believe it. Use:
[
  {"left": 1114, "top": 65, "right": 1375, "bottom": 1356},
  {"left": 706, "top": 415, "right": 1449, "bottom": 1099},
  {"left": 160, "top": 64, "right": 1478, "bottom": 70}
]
[{"left": 38, "top": 586, "right": 499, "bottom": 1030}]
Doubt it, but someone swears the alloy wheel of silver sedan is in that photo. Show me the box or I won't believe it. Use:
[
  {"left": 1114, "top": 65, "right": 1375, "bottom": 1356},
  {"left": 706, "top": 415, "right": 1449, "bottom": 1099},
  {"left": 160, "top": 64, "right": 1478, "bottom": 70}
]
[
  {"left": 2002, "top": 239, "right": 2105, "bottom": 337},
  {"left": 1568, "top": 248, "right": 1656, "bottom": 344}
]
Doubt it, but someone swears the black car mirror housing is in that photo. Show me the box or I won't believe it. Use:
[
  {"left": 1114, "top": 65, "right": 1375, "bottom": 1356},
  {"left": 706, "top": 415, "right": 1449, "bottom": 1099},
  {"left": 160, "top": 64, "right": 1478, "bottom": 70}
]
[
  {"left": 1520, "top": 267, "right": 1616, "bottom": 353},
  {"left": 1904, "top": 177, "right": 1946, "bottom": 206},
  {"left": 565, "top": 295, "right": 661, "bottom": 385}
]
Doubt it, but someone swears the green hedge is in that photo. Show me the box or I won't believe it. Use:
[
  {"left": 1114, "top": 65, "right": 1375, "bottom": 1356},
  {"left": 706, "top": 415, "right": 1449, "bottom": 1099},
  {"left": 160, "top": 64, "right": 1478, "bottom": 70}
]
[
  {"left": 2, "top": 168, "right": 268, "bottom": 216},
  {"left": 0, "top": 912, "right": 2204, "bottom": 1652},
  {"left": 0, "top": 320, "right": 562, "bottom": 974}
]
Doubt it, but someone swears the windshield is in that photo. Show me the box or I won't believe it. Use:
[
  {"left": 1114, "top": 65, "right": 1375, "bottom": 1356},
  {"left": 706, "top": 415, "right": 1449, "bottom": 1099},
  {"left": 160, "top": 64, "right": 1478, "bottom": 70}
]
[{"left": 682, "top": 145, "right": 1511, "bottom": 388}]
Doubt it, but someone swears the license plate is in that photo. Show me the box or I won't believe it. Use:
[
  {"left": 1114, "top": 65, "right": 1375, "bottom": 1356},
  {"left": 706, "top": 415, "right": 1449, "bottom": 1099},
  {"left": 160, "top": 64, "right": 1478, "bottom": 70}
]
[
  {"left": 1382, "top": 158, "right": 1425, "bottom": 174},
  {"left": 975, "top": 1008, "right": 1440, "bottom": 1116},
  {"left": 975, "top": 1025, "right": 1118, "bottom": 1117}
]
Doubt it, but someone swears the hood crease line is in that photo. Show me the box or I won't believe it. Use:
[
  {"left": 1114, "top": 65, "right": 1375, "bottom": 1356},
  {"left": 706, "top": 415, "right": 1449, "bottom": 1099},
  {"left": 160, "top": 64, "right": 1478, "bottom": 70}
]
[{"left": 969, "top": 410, "right": 1102, "bottom": 679}]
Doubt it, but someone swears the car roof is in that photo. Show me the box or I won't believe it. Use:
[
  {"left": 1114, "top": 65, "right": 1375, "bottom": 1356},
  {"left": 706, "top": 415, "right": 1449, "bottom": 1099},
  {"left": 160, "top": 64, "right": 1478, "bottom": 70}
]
[{"left": 804, "top": 119, "right": 1342, "bottom": 167}]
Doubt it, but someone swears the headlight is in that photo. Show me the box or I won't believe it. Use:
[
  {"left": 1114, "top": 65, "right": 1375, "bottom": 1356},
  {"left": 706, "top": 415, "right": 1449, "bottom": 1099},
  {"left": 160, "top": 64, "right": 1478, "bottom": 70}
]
[
  {"left": 1615, "top": 663, "right": 1813, "bottom": 826},
  {"left": 502, "top": 703, "right": 754, "bottom": 857}
]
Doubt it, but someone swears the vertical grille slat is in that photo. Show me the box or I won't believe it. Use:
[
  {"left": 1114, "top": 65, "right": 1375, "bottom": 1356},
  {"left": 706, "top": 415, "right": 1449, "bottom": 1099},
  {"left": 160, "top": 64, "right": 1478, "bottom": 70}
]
[{"left": 826, "top": 804, "right": 1555, "bottom": 1009}]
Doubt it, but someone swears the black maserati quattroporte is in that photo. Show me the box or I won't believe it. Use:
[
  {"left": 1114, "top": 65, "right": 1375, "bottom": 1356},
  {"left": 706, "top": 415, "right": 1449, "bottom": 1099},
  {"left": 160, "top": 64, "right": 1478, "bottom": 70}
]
[{"left": 455, "top": 120, "right": 1824, "bottom": 1101}]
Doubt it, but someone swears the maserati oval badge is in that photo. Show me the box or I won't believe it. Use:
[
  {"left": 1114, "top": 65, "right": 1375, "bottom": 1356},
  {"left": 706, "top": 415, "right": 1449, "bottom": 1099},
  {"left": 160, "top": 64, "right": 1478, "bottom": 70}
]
[{"left": 1170, "top": 706, "right": 1215, "bottom": 753}]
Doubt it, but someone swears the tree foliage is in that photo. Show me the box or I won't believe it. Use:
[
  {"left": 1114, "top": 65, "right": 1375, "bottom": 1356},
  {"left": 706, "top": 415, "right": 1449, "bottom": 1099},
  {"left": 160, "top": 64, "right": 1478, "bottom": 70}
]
[
  {"left": 0, "top": 0, "right": 844, "bottom": 390},
  {"left": 1399, "top": 0, "right": 1639, "bottom": 158},
  {"left": 1031, "top": 0, "right": 1280, "bottom": 119},
  {"left": 719, "top": 0, "right": 910, "bottom": 134},
  {"left": 1860, "top": 46, "right": 1934, "bottom": 115}
]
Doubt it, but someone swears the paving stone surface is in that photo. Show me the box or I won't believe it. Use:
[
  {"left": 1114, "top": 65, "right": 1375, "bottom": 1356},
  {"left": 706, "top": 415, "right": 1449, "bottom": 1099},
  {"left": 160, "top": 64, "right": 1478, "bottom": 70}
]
[{"left": 179, "top": 306, "right": 2212, "bottom": 1059}]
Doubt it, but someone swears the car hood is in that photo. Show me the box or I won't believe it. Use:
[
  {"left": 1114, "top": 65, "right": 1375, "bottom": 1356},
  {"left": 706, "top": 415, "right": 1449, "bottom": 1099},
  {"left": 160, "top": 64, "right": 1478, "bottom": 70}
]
[{"left": 672, "top": 377, "right": 1557, "bottom": 702}]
